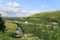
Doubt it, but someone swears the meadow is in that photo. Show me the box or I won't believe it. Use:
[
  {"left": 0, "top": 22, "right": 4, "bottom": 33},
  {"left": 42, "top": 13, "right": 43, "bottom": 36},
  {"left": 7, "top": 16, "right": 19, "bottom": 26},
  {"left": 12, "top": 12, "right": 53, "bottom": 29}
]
[
  {"left": 0, "top": 10, "right": 60, "bottom": 40},
  {"left": 0, "top": 21, "right": 41, "bottom": 40}
]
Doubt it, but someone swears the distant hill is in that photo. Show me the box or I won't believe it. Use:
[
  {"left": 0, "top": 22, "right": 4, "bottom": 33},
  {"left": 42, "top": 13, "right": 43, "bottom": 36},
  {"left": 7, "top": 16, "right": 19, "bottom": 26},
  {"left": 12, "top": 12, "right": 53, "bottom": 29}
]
[
  {"left": 30, "top": 10, "right": 60, "bottom": 18},
  {"left": 26, "top": 10, "right": 60, "bottom": 24}
]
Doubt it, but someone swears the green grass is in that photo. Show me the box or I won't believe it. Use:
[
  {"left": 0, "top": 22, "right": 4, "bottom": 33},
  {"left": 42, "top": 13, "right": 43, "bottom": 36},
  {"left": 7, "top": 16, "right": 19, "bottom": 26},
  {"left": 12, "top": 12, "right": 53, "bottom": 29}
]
[
  {"left": 0, "top": 21, "right": 41, "bottom": 40},
  {"left": 1, "top": 10, "right": 60, "bottom": 40},
  {"left": 21, "top": 10, "right": 60, "bottom": 40},
  {"left": 5, "top": 21, "right": 17, "bottom": 33},
  {"left": 30, "top": 10, "right": 60, "bottom": 17}
]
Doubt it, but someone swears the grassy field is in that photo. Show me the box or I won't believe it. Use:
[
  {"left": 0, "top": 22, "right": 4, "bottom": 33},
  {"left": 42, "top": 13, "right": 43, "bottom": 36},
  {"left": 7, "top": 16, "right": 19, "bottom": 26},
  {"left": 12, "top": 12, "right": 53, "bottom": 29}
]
[
  {"left": 0, "top": 21, "right": 41, "bottom": 40},
  {"left": 21, "top": 10, "right": 60, "bottom": 40},
  {"left": 0, "top": 10, "right": 60, "bottom": 40},
  {"left": 2, "top": 21, "right": 60, "bottom": 40}
]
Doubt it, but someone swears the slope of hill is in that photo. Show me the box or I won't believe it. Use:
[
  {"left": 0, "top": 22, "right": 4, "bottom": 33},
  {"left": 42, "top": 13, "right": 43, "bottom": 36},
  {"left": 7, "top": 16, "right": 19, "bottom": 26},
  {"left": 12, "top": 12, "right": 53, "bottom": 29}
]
[
  {"left": 1, "top": 10, "right": 60, "bottom": 40},
  {"left": 20, "top": 10, "right": 60, "bottom": 40},
  {"left": 26, "top": 10, "right": 60, "bottom": 24},
  {"left": 30, "top": 10, "right": 60, "bottom": 18}
]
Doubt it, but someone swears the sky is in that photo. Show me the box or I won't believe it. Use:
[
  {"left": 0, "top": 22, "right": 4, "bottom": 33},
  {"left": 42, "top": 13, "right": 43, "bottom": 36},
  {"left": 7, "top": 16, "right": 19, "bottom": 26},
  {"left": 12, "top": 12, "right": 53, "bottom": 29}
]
[{"left": 0, "top": 0, "right": 60, "bottom": 17}]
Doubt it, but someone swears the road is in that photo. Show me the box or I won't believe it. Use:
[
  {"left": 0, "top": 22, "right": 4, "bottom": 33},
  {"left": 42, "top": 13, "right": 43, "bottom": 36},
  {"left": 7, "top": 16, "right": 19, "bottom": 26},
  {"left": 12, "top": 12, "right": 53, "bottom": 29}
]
[{"left": 7, "top": 20, "right": 35, "bottom": 25}]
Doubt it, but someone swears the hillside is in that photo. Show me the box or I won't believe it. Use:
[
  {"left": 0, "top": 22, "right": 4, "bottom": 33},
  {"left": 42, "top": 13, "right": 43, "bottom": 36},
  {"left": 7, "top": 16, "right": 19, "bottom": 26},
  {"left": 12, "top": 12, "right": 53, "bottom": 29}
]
[
  {"left": 30, "top": 10, "right": 60, "bottom": 18},
  {"left": 20, "top": 10, "right": 60, "bottom": 40},
  {"left": 0, "top": 10, "right": 60, "bottom": 40},
  {"left": 25, "top": 10, "right": 60, "bottom": 24}
]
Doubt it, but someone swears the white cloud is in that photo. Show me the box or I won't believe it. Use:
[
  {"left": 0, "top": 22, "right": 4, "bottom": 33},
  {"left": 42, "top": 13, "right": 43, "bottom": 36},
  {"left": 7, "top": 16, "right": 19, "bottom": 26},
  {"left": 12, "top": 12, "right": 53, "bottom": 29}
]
[
  {"left": 6, "top": 2, "right": 20, "bottom": 8},
  {"left": 0, "top": 2, "right": 40, "bottom": 17}
]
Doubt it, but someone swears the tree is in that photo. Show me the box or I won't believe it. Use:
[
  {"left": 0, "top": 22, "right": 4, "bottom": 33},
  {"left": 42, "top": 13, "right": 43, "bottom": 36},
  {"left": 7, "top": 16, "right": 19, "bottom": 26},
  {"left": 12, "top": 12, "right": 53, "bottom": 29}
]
[{"left": 0, "top": 14, "right": 6, "bottom": 33}]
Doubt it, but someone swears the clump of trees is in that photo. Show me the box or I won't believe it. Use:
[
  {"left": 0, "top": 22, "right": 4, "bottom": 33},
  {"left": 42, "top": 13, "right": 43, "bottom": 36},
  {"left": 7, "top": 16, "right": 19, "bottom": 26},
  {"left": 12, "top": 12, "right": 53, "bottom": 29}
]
[{"left": 0, "top": 14, "right": 6, "bottom": 33}]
